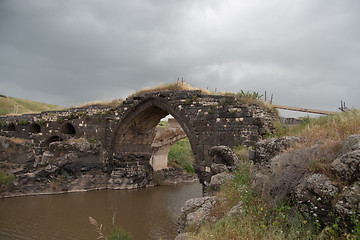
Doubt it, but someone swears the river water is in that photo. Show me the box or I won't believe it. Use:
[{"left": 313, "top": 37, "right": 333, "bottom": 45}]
[{"left": 0, "top": 182, "right": 202, "bottom": 240}]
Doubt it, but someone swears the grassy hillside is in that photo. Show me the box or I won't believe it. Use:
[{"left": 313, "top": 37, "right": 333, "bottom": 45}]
[{"left": 0, "top": 94, "right": 63, "bottom": 116}]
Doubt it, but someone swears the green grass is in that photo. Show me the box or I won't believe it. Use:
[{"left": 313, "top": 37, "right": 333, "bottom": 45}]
[
  {"left": 0, "top": 170, "right": 15, "bottom": 189},
  {"left": 168, "top": 138, "right": 195, "bottom": 173},
  {"left": 0, "top": 95, "right": 63, "bottom": 116},
  {"left": 158, "top": 120, "right": 168, "bottom": 127}
]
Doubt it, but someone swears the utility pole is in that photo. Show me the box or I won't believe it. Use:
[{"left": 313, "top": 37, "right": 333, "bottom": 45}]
[{"left": 14, "top": 104, "right": 19, "bottom": 114}]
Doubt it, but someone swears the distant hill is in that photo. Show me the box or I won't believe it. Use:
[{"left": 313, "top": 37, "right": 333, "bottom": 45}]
[{"left": 0, "top": 94, "right": 64, "bottom": 116}]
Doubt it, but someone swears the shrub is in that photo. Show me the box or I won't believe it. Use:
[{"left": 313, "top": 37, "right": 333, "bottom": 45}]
[
  {"left": 18, "top": 119, "right": 29, "bottom": 125},
  {"left": 0, "top": 170, "right": 15, "bottom": 188},
  {"left": 107, "top": 226, "right": 132, "bottom": 240},
  {"left": 184, "top": 98, "right": 192, "bottom": 105},
  {"left": 56, "top": 117, "right": 64, "bottom": 123},
  {"left": 38, "top": 119, "right": 46, "bottom": 125}
]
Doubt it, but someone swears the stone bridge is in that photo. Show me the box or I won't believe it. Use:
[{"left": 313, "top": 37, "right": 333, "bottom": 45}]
[{"left": 0, "top": 90, "right": 276, "bottom": 184}]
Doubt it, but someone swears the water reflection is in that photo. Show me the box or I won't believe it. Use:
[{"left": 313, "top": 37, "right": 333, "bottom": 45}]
[{"left": 0, "top": 182, "right": 202, "bottom": 240}]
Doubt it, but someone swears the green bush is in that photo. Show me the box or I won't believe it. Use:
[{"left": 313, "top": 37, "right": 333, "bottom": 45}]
[
  {"left": 18, "top": 119, "right": 29, "bottom": 125},
  {"left": 38, "top": 119, "right": 46, "bottom": 125},
  {"left": 0, "top": 170, "right": 15, "bottom": 187},
  {"left": 56, "top": 117, "right": 64, "bottom": 123}
]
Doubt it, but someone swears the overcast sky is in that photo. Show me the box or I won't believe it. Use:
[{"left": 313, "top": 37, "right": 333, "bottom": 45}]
[{"left": 0, "top": 0, "right": 359, "bottom": 117}]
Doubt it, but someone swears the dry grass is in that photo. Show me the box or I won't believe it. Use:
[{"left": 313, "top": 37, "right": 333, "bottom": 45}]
[
  {"left": 288, "top": 110, "right": 360, "bottom": 146},
  {"left": 77, "top": 99, "right": 123, "bottom": 108},
  {"left": 9, "top": 137, "right": 27, "bottom": 144},
  {"left": 131, "top": 81, "right": 212, "bottom": 96},
  {"left": 89, "top": 216, "right": 106, "bottom": 239}
]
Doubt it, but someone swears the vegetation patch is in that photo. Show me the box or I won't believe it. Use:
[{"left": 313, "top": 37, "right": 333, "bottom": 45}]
[
  {"left": 189, "top": 165, "right": 322, "bottom": 239},
  {"left": 130, "top": 81, "right": 211, "bottom": 96},
  {"left": 56, "top": 117, "right": 64, "bottom": 123},
  {"left": 286, "top": 110, "right": 360, "bottom": 146},
  {"left": 18, "top": 119, "right": 29, "bottom": 125},
  {"left": 0, "top": 121, "right": 6, "bottom": 127},
  {"left": 168, "top": 138, "right": 195, "bottom": 174},
  {"left": 38, "top": 119, "right": 46, "bottom": 125},
  {"left": 158, "top": 120, "right": 168, "bottom": 127},
  {"left": 77, "top": 99, "right": 123, "bottom": 108},
  {"left": 0, "top": 170, "right": 15, "bottom": 191}
]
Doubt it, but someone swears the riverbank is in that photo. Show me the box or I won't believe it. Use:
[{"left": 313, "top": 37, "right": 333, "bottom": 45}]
[
  {"left": 0, "top": 135, "right": 198, "bottom": 199},
  {"left": 176, "top": 111, "right": 360, "bottom": 239},
  {"left": 1, "top": 168, "right": 198, "bottom": 199}
]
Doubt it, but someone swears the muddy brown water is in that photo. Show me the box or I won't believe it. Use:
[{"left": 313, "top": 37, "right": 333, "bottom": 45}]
[{"left": 0, "top": 182, "right": 202, "bottom": 240}]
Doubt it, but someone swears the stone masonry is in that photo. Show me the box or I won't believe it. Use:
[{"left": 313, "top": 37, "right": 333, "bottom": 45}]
[{"left": 0, "top": 90, "right": 277, "bottom": 185}]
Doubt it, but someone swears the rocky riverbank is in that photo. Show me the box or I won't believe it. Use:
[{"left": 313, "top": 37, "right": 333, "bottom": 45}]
[
  {"left": 175, "top": 135, "right": 360, "bottom": 239},
  {"left": 0, "top": 136, "right": 196, "bottom": 198}
]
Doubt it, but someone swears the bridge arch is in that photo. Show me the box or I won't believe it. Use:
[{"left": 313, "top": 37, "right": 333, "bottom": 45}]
[
  {"left": 61, "top": 123, "right": 76, "bottom": 135},
  {"left": 42, "top": 135, "right": 63, "bottom": 147},
  {"left": 7, "top": 123, "right": 16, "bottom": 131},
  {"left": 111, "top": 97, "right": 200, "bottom": 171},
  {"left": 29, "top": 123, "right": 41, "bottom": 133},
  {"left": 150, "top": 125, "right": 188, "bottom": 171}
]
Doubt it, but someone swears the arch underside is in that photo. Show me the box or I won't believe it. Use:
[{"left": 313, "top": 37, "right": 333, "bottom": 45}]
[{"left": 112, "top": 100, "right": 198, "bottom": 171}]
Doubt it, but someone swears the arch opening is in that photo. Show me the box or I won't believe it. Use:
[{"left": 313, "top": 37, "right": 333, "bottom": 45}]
[
  {"left": 113, "top": 102, "right": 197, "bottom": 174},
  {"left": 61, "top": 123, "right": 76, "bottom": 135},
  {"left": 29, "top": 123, "right": 41, "bottom": 133},
  {"left": 7, "top": 123, "right": 16, "bottom": 131},
  {"left": 150, "top": 118, "right": 188, "bottom": 171},
  {"left": 116, "top": 105, "right": 170, "bottom": 154},
  {"left": 43, "top": 135, "right": 63, "bottom": 147}
]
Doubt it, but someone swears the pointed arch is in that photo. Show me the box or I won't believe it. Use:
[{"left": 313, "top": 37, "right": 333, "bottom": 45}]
[
  {"left": 29, "top": 123, "right": 41, "bottom": 133},
  {"left": 42, "top": 135, "right": 63, "bottom": 147},
  {"left": 61, "top": 122, "right": 76, "bottom": 135},
  {"left": 7, "top": 123, "right": 16, "bottom": 131},
  {"left": 110, "top": 97, "right": 200, "bottom": 166}
]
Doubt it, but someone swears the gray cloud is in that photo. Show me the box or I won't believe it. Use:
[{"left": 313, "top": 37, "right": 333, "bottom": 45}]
[{"left": 0, "top": 0, "right": 359, "bottom": 115}]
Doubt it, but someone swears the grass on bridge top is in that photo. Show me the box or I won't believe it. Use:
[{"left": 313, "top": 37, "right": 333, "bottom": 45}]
[{"left": 130, "top": 81, "right": 212, "bottom": 96}]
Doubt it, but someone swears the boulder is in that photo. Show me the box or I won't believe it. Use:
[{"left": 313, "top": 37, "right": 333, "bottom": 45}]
[
  {"left": 254, "top": 136, "right": 305, "bottom": 163},
  {"left": 331, "top": 150, "right": 360, "bottom": 184},
  {"left": 210, "top": 163, "right": 228, "bottom": 174},
  {"left": 209, "top": 172, "right": 234, "bottom": 191},
  {"left": 210, "top": 145, "right": 240, "bottom": 167},
  {"left": 178, "top": 196, "right": 223, "bottom": 233},
  {"left": 227, "top": 200, "right": 243, "bottom": 217},
  {"left": 296, "top": 173, "right": 339, "bottom": 225},
  {"left": 339, "top": 134, "right": 360, "bottom": 155},
  {"left": 174, "top": 233, "right": 192, "bottom": 240},
  {"left": 335, "top": 181, "right": 360, "bottom": 218}
]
